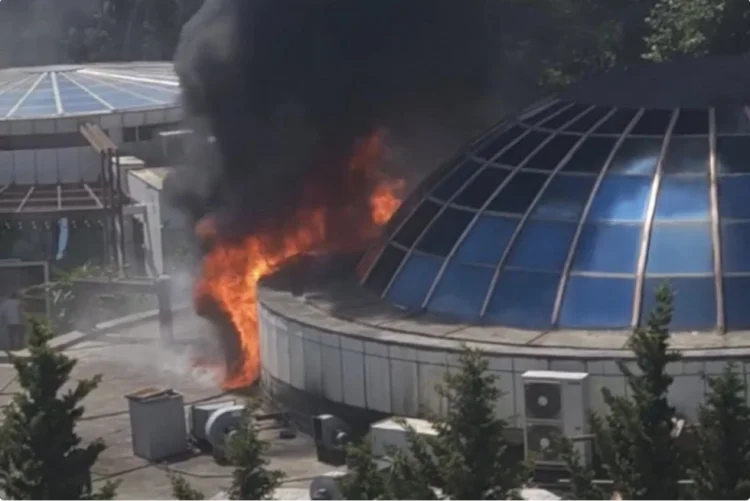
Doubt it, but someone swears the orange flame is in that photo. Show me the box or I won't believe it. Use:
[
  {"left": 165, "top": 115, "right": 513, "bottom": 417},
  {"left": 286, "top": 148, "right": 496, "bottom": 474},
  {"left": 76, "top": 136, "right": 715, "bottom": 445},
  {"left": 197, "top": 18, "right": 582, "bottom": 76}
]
[{"left": 194, "top": 132, "right": 404, "bottom": 388}]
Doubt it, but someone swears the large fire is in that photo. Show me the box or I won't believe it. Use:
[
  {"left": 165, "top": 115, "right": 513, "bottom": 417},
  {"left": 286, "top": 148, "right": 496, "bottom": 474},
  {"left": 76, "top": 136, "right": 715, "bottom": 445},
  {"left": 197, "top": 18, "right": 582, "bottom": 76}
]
[{"left": 194, "top": 132, "right": 404, "bottom": 389}]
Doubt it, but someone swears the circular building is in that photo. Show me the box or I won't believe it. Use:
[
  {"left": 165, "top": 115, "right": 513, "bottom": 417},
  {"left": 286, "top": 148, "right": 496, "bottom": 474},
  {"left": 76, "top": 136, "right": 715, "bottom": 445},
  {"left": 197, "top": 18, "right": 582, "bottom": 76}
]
[
  {"left": 258, "top": 55, "right": 750, "bottom": 437},
  {"left": 0, "top": 63, "right": 183, "bottom": 309}
]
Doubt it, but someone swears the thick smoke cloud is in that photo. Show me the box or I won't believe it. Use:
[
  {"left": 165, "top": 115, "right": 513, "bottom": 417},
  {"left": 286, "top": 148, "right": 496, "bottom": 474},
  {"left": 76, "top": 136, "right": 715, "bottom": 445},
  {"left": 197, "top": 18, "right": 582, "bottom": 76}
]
[{"left": 173, "top": 0, "right": 504, "bottom": 241}]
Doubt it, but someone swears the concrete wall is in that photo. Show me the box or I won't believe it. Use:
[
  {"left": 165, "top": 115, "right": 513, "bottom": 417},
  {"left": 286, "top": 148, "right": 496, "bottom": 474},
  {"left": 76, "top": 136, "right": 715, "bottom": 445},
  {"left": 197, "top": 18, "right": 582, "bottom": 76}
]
[
  {"left": 0, "top": 106, "right": 182, "bottom": 185},
  {"left": 258, "top": 302, "right": 747, "bottom": 426}
]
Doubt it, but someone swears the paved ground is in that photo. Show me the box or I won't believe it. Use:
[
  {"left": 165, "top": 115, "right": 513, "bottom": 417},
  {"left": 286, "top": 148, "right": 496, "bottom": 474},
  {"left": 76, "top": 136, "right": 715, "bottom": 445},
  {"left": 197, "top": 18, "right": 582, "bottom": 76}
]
[{"left": 0, "top": 311, "right": 335, "bottom": 500}]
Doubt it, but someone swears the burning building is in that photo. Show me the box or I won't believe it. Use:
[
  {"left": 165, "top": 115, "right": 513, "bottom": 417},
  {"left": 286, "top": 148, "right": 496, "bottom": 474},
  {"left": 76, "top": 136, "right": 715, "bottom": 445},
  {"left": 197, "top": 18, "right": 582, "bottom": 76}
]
[{"left": 173, "top": 0, "right": 750, "bottom": 455}]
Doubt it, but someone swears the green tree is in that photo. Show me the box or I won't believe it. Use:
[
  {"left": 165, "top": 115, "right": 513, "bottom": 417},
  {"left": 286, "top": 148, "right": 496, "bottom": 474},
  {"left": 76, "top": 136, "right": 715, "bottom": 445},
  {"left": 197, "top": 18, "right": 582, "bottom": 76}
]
[
  {"left": 589, "top": 283, "right": 683, "bottom": 500},
  {"left": 339, "top": 440, "right": 389, "bottom": 500},
  {"left": 688, "top": 364, "right": 750, "bottom": 500},
  {"left": 168, "top": 471, "right": 205, "bottom": 500},
  {"left": 0, "top": 318, "right": 118, "bottom": 500},
  {"left": 643, "top": 0, "right": 723, "bottom": 62},
  {"left": 225, "top": 405, "right": 285, "bottom": 500},
  {"left": 555, "top": 436, "right": 606, "bottom": 500}
]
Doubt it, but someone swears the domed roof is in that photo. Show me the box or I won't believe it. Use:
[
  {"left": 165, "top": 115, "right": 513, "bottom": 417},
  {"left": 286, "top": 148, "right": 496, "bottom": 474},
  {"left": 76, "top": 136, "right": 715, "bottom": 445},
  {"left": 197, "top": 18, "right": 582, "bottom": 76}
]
[
  {"left": 0, "top": 62, "right": 178, "bottom": 120},
  {"left": 359, "top": 57, "right": 750, "bottom": 333}
]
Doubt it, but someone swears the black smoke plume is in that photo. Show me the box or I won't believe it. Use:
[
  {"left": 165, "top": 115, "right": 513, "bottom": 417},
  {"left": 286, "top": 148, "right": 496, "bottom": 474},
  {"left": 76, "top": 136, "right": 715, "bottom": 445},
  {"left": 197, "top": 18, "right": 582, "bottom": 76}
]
[{"left": 172, "top": 0, "right": 505, "bottom": 242}]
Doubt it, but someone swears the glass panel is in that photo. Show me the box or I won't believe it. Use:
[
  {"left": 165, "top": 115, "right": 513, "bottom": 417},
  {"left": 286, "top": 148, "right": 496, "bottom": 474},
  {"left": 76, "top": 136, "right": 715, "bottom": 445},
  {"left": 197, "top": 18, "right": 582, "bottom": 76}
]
[
  {"left": 523, "top": 134, "right": 579, "bottom": 171},
  {"left": 494, "top": 131, "right": 549, "bottom": 166},
  {"left": 565, "top": 107, "right": 612, "bottom": 133},
  {"left": 608, "top": 137, "right": 663, "bottom": 175},
  {"left": 432, "top": 158, "right": 483, "bottom": 201},
  {"left": 539, "top": 103, "right": 590, "bottom": 129},
  {"left": 484, "top": 270, "right": 559, "bottom": 329},
  {"left": 506, "top": 220, "right": 576, "bottom": 272},
  {"left": 531, "top": 174, "right": 596, "bottom": 221},
  {"left": 454, "top": 215, "right": 517, "bottom": 265},
  {"left": 672, "top": 109, "right": 708, "bottom": 135},
  {"left": 392, "top": 199, "right": 441, "bottom": 248},
  {"left": 720, "top": 222, "right": 750, "bottom": 273},
  {"left": 416, "top": 208, "right": 475, "bottom": 256},
  {"left": 386, "top": 254, "right": 442, "bottom": 308},
  {"left": 661, "top": 136, "right": 709, "bottom": 175},
  {"left": 572, "top": 223, "right": 641, "bottom": 273},
  {"left": 561, "top": 136, "right": 617, "bottom": 173},
  {"left": 718, "top": 177, "right": 750, "bottom": 219},
  {"left": 716, "top": 136, "right": 750, "bottom": 174},
  {"left": 364, "top": 245, "right": 406, "bottom": 294},
  {"left": 428, "top": 262, "right": 494, "bottom": 320},
  {"left": 453, "top": 167, "right": 509, "bottom": 209},
  {"left": 653, "top": 177, "right": 709, "bottom": 221},
  {"left": 715, "top": 106, "right": 750, "bottom": 135},
  {"left": 487, "top": 171, "right": 549, "bottom": 214},
  {"left": 559, "top": 276, "right": 634, "bottom": 328},
  {"left": 723, "top": 277, "right": 750, "bottom": 330},
  {"left": 631, "top": 109, "right": 673, "bottom": 135},
  {"left": 587, "top": 175, "right": 652, "bottom": 222},
  {"left": 474, "top": 125, "right": 526, "bottom": 160},
  {"left": 641, "top": 277, "right": 716, "bottom": 330},
  {"left": 595, "top": 108, "right": 638, "bottom": 134},
  {"left": 521, "top": 101, "right": 569, "bottom": 125},
  {"left": 646, "top": 223, "right": 713, "bottom": 274}
]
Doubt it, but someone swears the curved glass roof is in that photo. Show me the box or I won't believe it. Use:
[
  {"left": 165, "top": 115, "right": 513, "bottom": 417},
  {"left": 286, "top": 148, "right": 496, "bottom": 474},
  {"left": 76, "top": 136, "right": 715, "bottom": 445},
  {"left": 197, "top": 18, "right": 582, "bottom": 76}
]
[
  {"left": 0, "top": 63, "right": 179, "bottom": 119},
  {"left": 359, "top": 99, "right": 750, "bottom": 333}
]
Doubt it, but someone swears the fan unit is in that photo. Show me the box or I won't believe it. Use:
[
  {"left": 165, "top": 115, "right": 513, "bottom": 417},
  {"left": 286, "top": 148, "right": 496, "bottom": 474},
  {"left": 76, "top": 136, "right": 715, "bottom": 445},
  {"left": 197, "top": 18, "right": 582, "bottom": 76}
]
[
  {"left": 312, "top": 414, "right": 351, "bottom": 466},
  {"left": 522, "top": 370, "right": 590, "bottom": 467}
]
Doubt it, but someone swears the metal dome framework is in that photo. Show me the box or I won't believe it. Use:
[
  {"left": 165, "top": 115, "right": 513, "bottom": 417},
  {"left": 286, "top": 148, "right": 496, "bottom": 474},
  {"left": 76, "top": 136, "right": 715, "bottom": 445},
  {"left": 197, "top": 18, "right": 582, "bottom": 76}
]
[
  {"left": 0, "top": 64, "right": 179, "bottom": 119},
  {"left": 359, "top": 99, "right": 750, "bottom": 333}
]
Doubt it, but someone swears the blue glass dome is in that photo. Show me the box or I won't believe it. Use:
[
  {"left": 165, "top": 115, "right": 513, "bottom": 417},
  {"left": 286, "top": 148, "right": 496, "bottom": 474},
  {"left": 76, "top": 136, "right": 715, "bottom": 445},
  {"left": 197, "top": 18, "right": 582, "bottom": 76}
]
[{"left": 358, "top": 66, "right": 750, "bottom": 332}]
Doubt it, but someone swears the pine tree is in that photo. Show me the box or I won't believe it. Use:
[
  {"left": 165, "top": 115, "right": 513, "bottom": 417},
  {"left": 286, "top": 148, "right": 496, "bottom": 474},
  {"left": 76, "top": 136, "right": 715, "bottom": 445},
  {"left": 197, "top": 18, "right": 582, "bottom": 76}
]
[
  {"left": 225, "top": 405, "right": 285, "bottom": 500},
  {"left": 168, "top": 471, "right": 205, "bottom": 500},
  {"left": 338, "top": 440, "right": 388, "bottom": 500},
  {"left": 0, "top": 318, "right": 118, "bottom": 500},
  {"left": 414, "top": 347, "right": 532, "bottom": 500},
  {"left": 589, "top": 283, "right": 683, "bottom": 500},
  {"left": 688, "top": 363, "right": 750, "bottom": 500},
  {"left": 555, "top": 436, "right": 606, "bottom": 500}
]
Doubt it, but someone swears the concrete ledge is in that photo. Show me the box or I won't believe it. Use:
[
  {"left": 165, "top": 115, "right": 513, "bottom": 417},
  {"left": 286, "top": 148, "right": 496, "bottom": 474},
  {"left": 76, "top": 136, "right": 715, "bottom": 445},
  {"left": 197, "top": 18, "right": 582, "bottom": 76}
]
[{"left": 0, "top": 302, "right": 191, "bottom": 364}]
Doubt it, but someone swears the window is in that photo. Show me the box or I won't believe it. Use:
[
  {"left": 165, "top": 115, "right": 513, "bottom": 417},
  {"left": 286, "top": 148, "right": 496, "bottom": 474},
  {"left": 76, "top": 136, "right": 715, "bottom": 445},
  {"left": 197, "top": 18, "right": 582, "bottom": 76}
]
[
  {"left": 653, "top": 177, "right": 709, "bottom": 221},
  {"left": 505, "top": 220, "right": 577, "bottom": 272},
  {"left": 386, "top": 253, "right": 442, "bottom": 308},
  {"left": 0, "top": 131, "right": 94, "bottom": 150},
  {"left": 415, "top": 208, "right": 475, "bottom": 256},
  {"left": 641, "top": 277, "right": 716, "bottom": 330},
  {"left": 572, "top": 223, "right": 641, "bottom": 274},
  {"left": 531, "top": 174, "right": 596, "bottom": 221},
  {"left": 672, "top": 109, "right": 708, "bottom": 135},
  {"left": 608, "top": 137, "right": 663, "bottom": 176},
  {"left": 431, "top": 159, "right": 483, "bottom": 201},
  {"left": 724, "top": 276, "right": 750, "bottom": 329},
  {"left": 559, "top": 276, "right": 634, "bottom": 328},
  {"left": 716, "top": 136, "right": 750, "bottom": 174},
  {"left": 587, "top": 175, "right": 652, "bottom": 222},
  {"left": 631, "top": 109, "right": 673, "bottom": 135},
  {"left": 474, "top": 126, "right": 525, "bottom": 160},
  {"left": 392, "top": 199, "right": 441, "bottom": 248},
  {"left": 646, "top": 223, "right": 713, "bottom": 274},
  {"left": 487, "top": 171, "right": 548, "bottom": 214},
  {"left": 661, "top": 136, "right": 709, "bottom": 175},
  {"left": 453, "top": 167, "right": 509, "bottom": 209},
  {"left": 720, "top": 222, "right": 750, "bottom": 273},
  {"left": 521, "top": 101, "right": 569, "bottom": 126},
  {"left": 594, "top": 108, "right": 639, "bottom": 134},
  {"left": 565, "top": 107, "right": 612, "bottom": 133},
  {"left": 523, "top": 134, "right": 579, "bottom": 171},
  {"left": 428, "top": 262, "right": 494, "bottom": 320},
  {"left": 539, "top": 104, "right": 590, "bottom": 129},
  {"left": 494, "top": 131, "right": 549, "bottom": 166},
  {"left": 484, "top": 270, "right": 559, "bottom": 329},
  {"left": 714, "top": 106, "right": 750, "bottom": 135},
  {"left": 454, "top": 215, "right": 517, "bottom": 265},
  {"left": 561, "top": 136, "right": 618, "bottom": 173},
  {"left": 718, "top": 176, "right": 750, "bottom": 219},
  {"left": 364, "top": 245, "right": 406, "bottom": 294}
]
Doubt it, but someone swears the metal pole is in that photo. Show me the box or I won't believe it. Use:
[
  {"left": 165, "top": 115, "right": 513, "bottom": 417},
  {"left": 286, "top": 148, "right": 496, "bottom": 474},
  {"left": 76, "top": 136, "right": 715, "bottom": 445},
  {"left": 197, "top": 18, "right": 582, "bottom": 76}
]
[
  {"left": 115, "top": 154, "right": 127, "bottom": 275},
  {"left": 156, "top": 275, "right": 173, "bottom": 344}
]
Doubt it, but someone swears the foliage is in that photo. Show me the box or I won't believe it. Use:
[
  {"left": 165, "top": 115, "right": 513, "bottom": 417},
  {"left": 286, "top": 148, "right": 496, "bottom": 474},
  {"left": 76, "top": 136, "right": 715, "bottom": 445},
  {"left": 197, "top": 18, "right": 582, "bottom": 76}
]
[
  {"left": 0, "top": 318, "right": 118, "bottom": 500},
  {"left": 577, "top": 283, "right": 683, "bottom": 500},
  {"left": 168, "top": 471, "right": 205, "bottom": 500},
  {"left": 688, "top": 363, "right": 750, "bottom": 500},
  {"left": 643, "top": 0, "right": 723, "bottom": 61},
  {"left": 341, "top": 347, "right": 530, "bottom": 500},
  {"left": 554, "top": 436, "right": 606, "bottom": 500},
  {"left": 224, "top": 405, "right": 285, "bottom": 500}
]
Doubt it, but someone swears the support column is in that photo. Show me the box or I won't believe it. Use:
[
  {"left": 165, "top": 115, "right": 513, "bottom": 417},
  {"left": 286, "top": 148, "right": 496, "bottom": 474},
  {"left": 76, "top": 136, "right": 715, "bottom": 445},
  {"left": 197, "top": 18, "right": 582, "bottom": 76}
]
[{"left": 156, "top": 275, "right": 174, "bottom": 344}]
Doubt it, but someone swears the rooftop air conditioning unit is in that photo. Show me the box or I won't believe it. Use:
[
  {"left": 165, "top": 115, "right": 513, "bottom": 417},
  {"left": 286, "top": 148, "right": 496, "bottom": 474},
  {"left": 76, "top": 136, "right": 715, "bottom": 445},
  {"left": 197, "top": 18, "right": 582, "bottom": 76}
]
[
  {"left": 522, "top": 370, "right": 590, "bottom": 468},
  {"left": 369, "top": 417, "right": 438, "bottom": 461},
  {"left": 312, "top": 414, "right": 351, "bottom": 466}
]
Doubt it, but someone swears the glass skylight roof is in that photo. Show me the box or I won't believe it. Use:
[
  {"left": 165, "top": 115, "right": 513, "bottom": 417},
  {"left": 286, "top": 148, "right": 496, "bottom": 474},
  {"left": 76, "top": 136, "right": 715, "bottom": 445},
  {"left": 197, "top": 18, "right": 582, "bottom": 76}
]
[
  {"left": 0, "top": 64, "right": 179, "bottom": 119},
  {"left": 359, "top": 99, "right": 750, "bottom": 333}
]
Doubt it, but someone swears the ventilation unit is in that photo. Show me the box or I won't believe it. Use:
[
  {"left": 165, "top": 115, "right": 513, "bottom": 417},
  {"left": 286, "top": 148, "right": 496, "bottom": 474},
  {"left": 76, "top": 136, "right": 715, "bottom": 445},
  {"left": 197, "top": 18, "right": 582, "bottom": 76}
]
[
  {"left": 312, "top": 414, "right": 352, "bottom": 466},
  {"left": 189, "top": 400, "right": 237, "bottom": 445},
  {"left": 369, "top": 417, "right": 437, "bottom": 460},
  {"left": 522, "top": 370, "right": 590, "bottom": 467}
]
